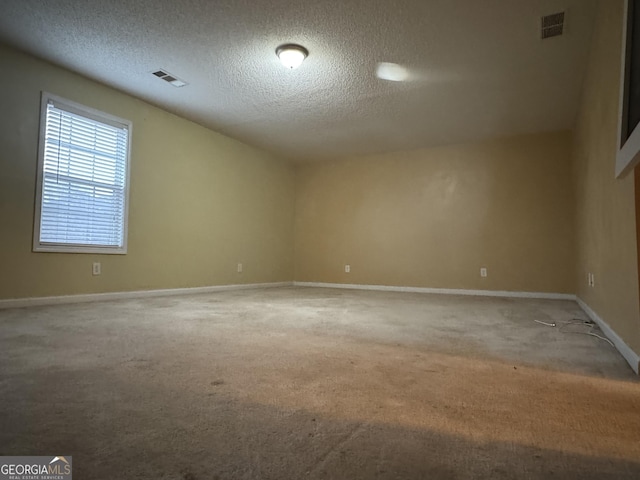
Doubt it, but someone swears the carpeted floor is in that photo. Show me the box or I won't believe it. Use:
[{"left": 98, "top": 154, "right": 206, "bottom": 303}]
[{"left": 0, "top": 287, "right": 639, "bottom": 479}]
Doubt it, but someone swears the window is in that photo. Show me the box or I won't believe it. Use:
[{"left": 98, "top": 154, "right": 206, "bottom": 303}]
[
  {"left": 33, "top": 93, "right": 132, "bottom": 254},
  {"left": 617, "top": 0, "right": 640, "bottom": 177}
]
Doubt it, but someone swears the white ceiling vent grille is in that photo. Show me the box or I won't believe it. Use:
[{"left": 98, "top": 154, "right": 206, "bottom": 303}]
[
  {"left": 541, "top": 12, "right": 565, "bottom": 39},
  {"left": 152, "top": 69, "right": 187, "bottom": 87}
]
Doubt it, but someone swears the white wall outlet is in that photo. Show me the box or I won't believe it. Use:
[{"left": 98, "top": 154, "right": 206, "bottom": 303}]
[
  {"left": 345, "top": 264, "right": 351, "bottom": 273},
  {"left": 237, "top": 263, "right": 243, "bottom": 273},
  {"left": 92, "top": 262, "right": 101, "bottom": 276},
  {"left": 590, "top": 273, "right": 595, "bottom": 287},
  {"left": 480, "top": 267, "right": 487, "bottom": 278}
]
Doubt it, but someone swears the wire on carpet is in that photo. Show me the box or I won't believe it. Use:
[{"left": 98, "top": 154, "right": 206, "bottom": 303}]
[
  {"left": 534, "top": 319, "right": 556, "bottom": 327},
  {"left": 533, "top": 318, "right": 614, "bottom": 347}
]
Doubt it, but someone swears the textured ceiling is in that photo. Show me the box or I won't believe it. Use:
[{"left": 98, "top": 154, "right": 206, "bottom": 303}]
[{"left": 0, "top": 0, "right": 596, "bottom": 161}]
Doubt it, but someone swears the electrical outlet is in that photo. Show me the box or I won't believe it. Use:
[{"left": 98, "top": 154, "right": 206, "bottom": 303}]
[
  {"left": 237, "top": 263, "right": 243, "bottom": 273},
  {"left": 345, "top": 264, "right": 351, "bottom": 273},
  {"left": 480, "top": 267, "right": 487, "bottom": 278},
  {"left": 92, "top": 262, "right": 101, "bottom": 276},
  {"left": 591, "top": 273, "right": 595, "bottom": 287}
]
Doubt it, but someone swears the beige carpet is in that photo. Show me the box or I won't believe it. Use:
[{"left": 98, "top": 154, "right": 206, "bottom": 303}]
[{"left": 0, "top": 287, "right": 638, "bottom": 479}]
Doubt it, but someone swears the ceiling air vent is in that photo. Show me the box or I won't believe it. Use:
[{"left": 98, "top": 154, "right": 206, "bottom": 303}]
[
  {"left": 152, "top": 69, "right": 187, "bottom": 87},
  {"left": 541, "top": 12, "right": 565, "bottom": 39}
]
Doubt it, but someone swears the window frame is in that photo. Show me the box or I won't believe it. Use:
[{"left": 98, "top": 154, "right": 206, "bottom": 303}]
[
  {"left": 617, "top": 0, "right": 640, "bottom": 178},
  {"left": 33, "top": 92, "right": 133, "bottom": 254}
]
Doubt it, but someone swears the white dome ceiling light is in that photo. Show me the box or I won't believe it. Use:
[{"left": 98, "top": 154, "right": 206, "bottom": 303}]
[{"left": 276, "top": 44, "right": 308, "bottom": 69}]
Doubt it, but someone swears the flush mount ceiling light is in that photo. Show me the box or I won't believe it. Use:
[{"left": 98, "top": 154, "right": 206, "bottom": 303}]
[{"left": 276, "top": 44, "right": 308, "bottom": 69}]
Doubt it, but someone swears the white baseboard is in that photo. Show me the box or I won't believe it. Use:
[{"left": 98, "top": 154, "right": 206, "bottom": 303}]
[
  {"left": 576, "top": 298, "right": 640, "bottom": 374},
  {"left": 0, "top": 282, "right": 293, "bottom": 309},
  {"left": 293, "top": 281, "right": 576, "bottom": 301}
]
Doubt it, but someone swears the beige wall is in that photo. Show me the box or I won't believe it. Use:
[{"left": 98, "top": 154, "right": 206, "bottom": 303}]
[
  {"left": 572, "top": 0, "right": 640, "bottom": 354},
  {"left": 295, "top": 131, "right": 575, "bottom": 294},
  {"left": 0, "top": 44, "right": 295, "bottom": 299}
]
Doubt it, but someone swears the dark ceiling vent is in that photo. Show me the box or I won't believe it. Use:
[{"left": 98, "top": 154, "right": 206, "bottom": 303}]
[
  {"left": 152, "top": 69, "right": 187, "bottom": 87},
  {"left": 541, "top": 12, "right": 565, "bottom": 39}
]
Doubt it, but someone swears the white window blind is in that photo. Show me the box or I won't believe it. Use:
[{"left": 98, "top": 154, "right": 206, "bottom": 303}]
[{"left": 34, "top": 93, "right": 131, "bottom": 254}]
